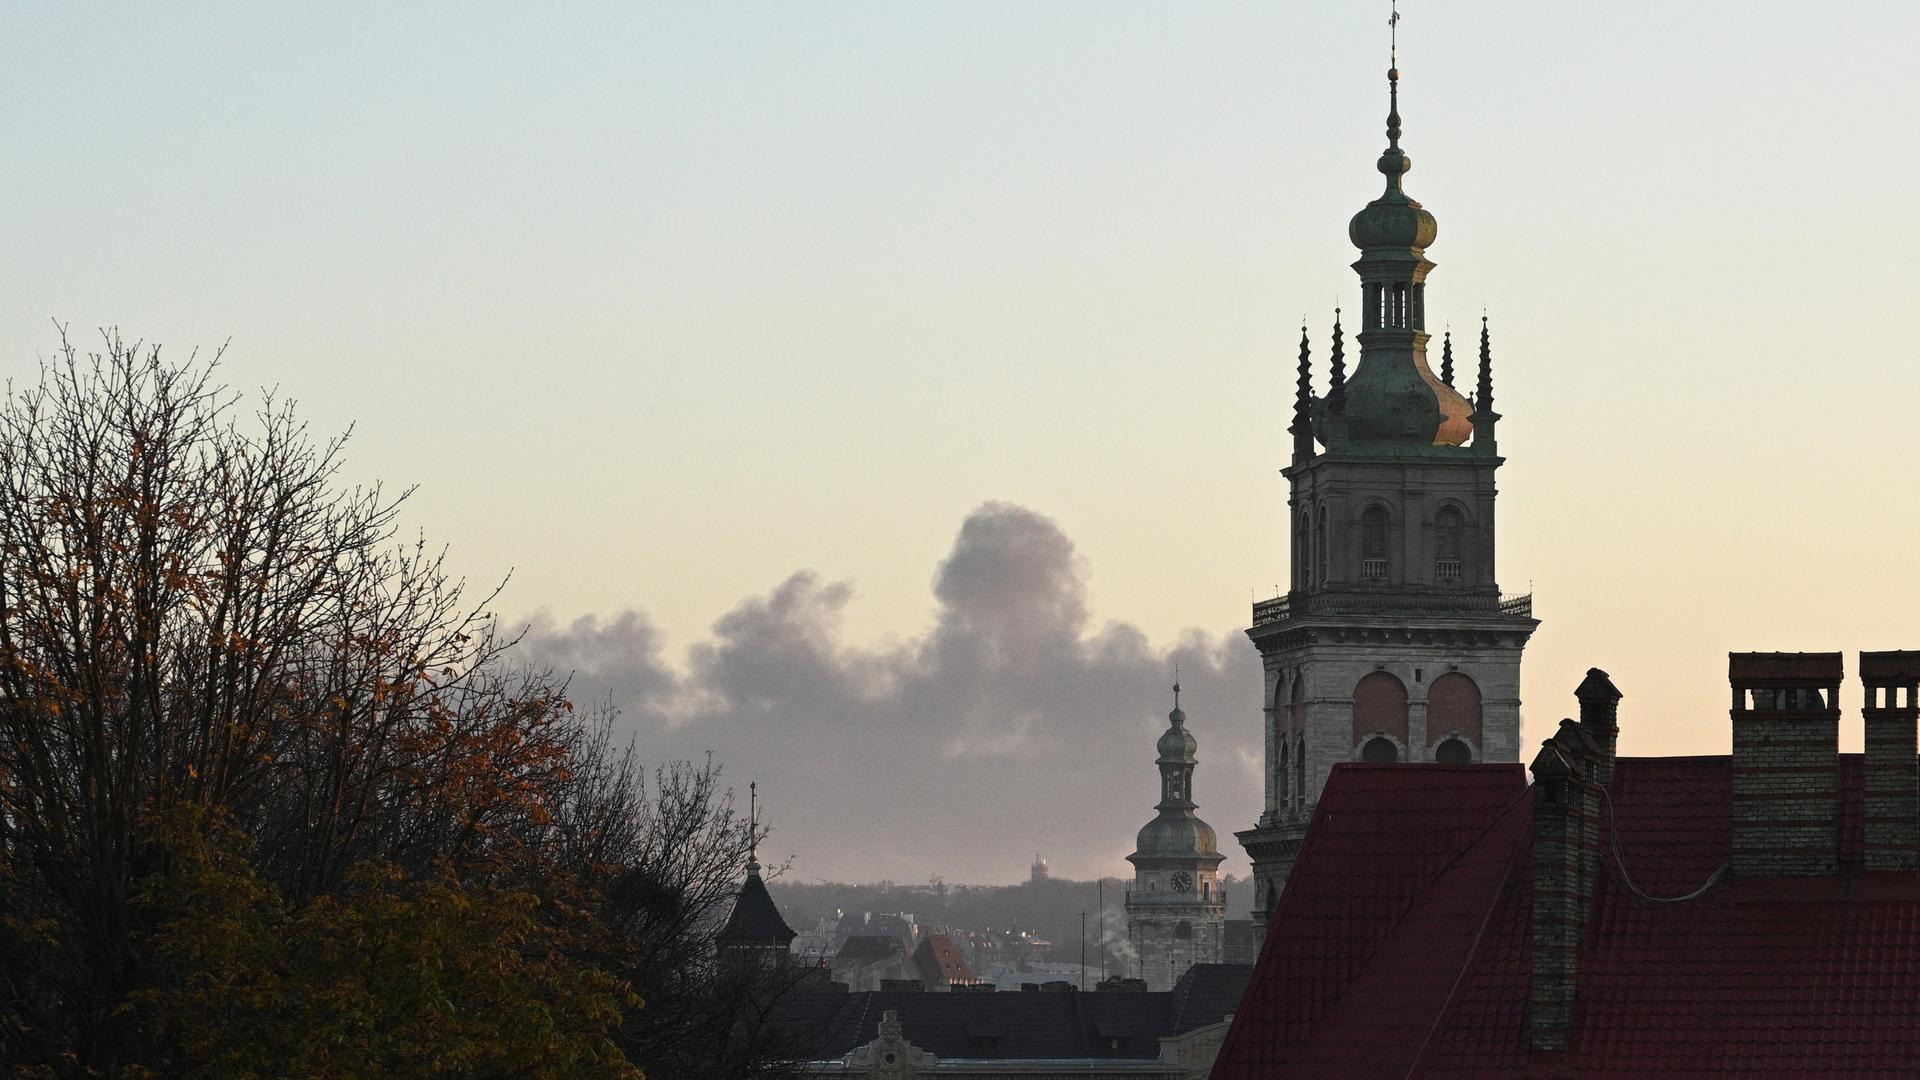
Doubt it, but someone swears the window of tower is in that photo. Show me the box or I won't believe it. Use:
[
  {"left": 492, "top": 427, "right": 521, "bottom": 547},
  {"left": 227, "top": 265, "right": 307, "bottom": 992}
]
[
  {"left": 1175, "top": 921, "right": 1192, "bottom": 940},
  {"left": 1293, "top": 733, "right": 1306, "bottom": 812},
  {"left": 1316, "top": 508, "right": 1329, "bottom": 583},
  {"left": 1278, "top": 741, "right": 1290, "bottom": 808},
  {"left": 1352, "top": 671, "right": 1409, "bottom": 755},
  {"left": 1435, "top": 507, "right": 1465, "bottom": 583},
  {"left": 1361, "top": 506, "right": 1389, "bottom": 580},
  {"left": 1435, "top": 738, "right": 1474, "bottom": 764},
  {"left": 1426, "top": 673, "right": 1484, "bottom": 756},
  {"left": 1298, "top": 512, "right": 1312, "bottom": 588},
  {"left": 1361, "top": 736, "right": 1399, "bottom": 763}
]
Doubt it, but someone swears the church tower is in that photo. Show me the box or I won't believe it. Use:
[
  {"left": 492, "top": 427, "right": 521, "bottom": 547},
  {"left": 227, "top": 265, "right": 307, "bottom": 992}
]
[
  {"left": 716, "top": 783, "right": 797, "bottom": 976},
  {"left": 1235, "top": 51, "right": 1539, "bottom": 939},
  {"left": 1126, "top": 684, "right": 1227, "bottom": 991}
]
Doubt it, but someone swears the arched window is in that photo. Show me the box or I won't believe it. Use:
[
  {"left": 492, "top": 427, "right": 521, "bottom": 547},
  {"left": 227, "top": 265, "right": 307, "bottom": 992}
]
[
  {"left": 1292, "top": 733, "right": 1306, "bottom": 812},
  {"left": 1435, "top": 738, "right": 1474, "bottom": 764},
  {"left": 1277, "top": 740, "right": 1290, "bottom": 808},
  {"left": 1426, "top": 673, "right": 1483, "bottom": 756},
  {"left": 1361, "top": 736, "right": 1399, "bottom": 763},
  {"left": 1316, "top": 508, "right": 1328, "bottom": 583},
  {"left": 1352, "top": 671, "right": 1410, "bottom": 752},
  {"left": 1361, "top": 506, "right": 1389, "bottom": 580},
  {"left": 1435, "top": 507, "right": 1465, "bottom": 582},
  {"left": 1297, "top": 511, "right": 1311, "bottom": 588}
]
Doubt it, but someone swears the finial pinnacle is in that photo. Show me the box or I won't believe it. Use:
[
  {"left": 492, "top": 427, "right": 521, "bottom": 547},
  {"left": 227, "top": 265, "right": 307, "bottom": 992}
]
[
  {"left": 1327, "top": 309, "right": 1348, "bottom": 415},
  {"left": 747, "top": 781, "right": 761, "bottom": 877},
  {"left": 1390, "top": 0, "right": 1401, "bottom": 68},
  {"left": 1291, "top": 321, "right": 1315, "bottom": 456},
  {"left": 1476, "top": 316, "right": 1496, "bottom": 416},
  {"left": 1386, "top": 1, "right": 1403, "bottom": 150},
  {"left": 1441, "top": 329, "right": 1455, "bottom": 388}
]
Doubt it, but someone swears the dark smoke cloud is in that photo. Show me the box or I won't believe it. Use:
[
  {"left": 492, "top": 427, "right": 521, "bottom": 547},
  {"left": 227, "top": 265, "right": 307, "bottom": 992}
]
[{"left": 515, "top": 502, "right": 1263, "bottom": 885}]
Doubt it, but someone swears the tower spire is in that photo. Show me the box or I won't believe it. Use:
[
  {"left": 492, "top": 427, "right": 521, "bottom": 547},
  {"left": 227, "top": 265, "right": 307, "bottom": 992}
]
[
  {"left": 1441, "top": 328, "right": 1455, "bottom": 388},
  {"left": 747, "top": 781, "right": 761, "bottom": 878},
  {"left": 1326, "top": 309, "right": 1347, "bottom": 415},
  {"left": 1380, "top": 2, "right": 1410, "bottom": 194},
  {"left": 1476, "top": 315, "right": 1495, "bottom": 416},
  {"left": 1290, "top": 323, "right": 1315, "bottom": 460}
]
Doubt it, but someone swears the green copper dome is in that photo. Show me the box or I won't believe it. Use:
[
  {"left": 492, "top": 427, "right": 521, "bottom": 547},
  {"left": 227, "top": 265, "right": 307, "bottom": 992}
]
[
  {"left": 1134, "top": 814, "right": 1221, "bottom": 859},
  {"left": 1157, "top": 703, "right": 1197, "bottom": 763},
  {"left": 1349, "top": 194, "right": 1436, "bottom": 252}
]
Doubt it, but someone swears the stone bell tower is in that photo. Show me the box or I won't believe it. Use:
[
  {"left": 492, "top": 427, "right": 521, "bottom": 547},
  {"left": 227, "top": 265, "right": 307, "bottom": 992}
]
[
  {"left": 1235, "top": 56, "right": 1539, "bottom": 941},
  {"left": 1126, "top": 684, "right": 1227, "bottom": 990}
]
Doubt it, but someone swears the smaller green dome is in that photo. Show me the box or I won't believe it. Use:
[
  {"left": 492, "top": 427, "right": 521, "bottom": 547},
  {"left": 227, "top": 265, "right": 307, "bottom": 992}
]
[
  {"left": 1157, "top": 709, "right": 1197, "bottom": 763},
  {"left": 1349, "top": 192, "right": 1436, "bottom": 252},
  {"left": 1134, "top": 814, "right": 1221, "bottom": 859}
]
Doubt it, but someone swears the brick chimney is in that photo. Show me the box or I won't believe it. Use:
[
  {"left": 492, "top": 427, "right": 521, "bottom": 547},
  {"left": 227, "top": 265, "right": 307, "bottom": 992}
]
[
  {"left": 1728, "top": 652, "right": 1842, "bottom": 877},
  {"left": 1529, "top": 717, "right": 1600, "bottom": 1053},
  {"left": 1861, "top": 651, "right": 1920, "bottom": 873},
  {"left": 1574, "top": 668, "right": 1622, "bottom": 789}
]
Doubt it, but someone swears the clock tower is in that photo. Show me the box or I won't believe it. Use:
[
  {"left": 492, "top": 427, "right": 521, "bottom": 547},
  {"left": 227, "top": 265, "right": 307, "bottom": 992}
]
[{"left": 1125, "top": 684, "right": 1227, "bottom": 991}]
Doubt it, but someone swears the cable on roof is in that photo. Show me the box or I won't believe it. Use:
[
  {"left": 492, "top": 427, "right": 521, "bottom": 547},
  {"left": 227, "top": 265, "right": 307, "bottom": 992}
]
[{"left": 1599, "top": 786, "right": 1727, "bottom": 903}]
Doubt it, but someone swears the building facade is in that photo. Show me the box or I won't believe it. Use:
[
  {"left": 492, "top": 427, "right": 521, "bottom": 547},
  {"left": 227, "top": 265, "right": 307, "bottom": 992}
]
[
  {"left": 1126, "top": 686, "right": 1226, "bottom": 991},
  {"left": 1235, "top": 61, "right": 1538, "bottom": 935}
]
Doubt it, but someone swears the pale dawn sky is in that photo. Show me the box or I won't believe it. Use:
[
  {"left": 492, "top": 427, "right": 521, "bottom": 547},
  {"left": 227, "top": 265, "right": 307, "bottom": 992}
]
[{"left": 4, "top": 2, "right": 1916, "bottom": 884}]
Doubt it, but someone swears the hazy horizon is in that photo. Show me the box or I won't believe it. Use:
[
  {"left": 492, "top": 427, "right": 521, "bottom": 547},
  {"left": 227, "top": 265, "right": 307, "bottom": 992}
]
[{"left": 7, "top": 2, "right": 1918, "bottom": 884}]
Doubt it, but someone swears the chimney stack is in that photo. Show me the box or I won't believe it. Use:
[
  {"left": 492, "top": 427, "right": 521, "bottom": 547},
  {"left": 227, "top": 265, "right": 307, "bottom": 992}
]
[
  {"left": 1728, "top": 652, "right": 1842, "bottom": 877},
  {"left": 1529, "top": 717, "right": 1601, "bottom": 1053},
  {"left": 1861, "top": 651, "right": 1920, "bottom": 873},
  {"left": 1574, "top": 668, "right": 1622, "bottom": 790}
]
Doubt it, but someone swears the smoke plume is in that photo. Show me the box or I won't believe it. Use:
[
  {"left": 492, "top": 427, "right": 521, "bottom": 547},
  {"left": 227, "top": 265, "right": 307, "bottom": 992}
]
[{"left": 515, "top": 502, "right": 1263, "bottom": 884}]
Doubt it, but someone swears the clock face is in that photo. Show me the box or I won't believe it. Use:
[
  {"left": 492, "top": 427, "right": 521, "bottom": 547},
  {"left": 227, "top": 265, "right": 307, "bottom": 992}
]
[{"left": 1170, "top": 871, "right": 1193, "bottom": 892}]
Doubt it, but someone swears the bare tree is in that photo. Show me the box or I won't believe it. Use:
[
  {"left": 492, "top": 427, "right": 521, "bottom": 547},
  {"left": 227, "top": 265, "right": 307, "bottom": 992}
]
[{"left": 0, "top": 328, "right": 810, "bottom": 1078}]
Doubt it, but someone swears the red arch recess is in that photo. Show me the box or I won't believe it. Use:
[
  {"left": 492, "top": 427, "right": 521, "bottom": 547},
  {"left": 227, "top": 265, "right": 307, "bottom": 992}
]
[
  {"left": 1426, "top": 672, "right": 1483, "bottom": 751},
  {"left": 1352, "top": 671, "right": 1409, "bottom": 749}
]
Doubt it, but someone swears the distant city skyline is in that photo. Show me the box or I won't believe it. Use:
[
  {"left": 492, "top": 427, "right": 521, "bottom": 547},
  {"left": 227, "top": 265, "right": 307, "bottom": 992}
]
[{"left": 6, "top": 3, "right": 1917, "bottom": 883}]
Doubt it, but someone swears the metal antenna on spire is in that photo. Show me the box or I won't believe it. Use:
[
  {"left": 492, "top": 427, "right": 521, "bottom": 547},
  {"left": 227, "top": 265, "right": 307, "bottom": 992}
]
[
  {"left": 747, "top": 781, "right": 760, "bottom": 874},
  {"left": 1390, "top": 0, "right": 1401, "bottom": 67}
]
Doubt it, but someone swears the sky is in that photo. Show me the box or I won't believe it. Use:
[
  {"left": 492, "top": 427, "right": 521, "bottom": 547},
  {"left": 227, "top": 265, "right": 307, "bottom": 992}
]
[{"left": 5, "top": 2, "right": 1918, "bottom": 885}]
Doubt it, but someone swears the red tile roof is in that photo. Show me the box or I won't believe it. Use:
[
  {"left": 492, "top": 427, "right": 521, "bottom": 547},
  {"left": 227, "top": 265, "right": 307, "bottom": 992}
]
[
  {"left": 1212, "top": 755, "right": 1920, "bottom": 1079},
  {"left": 913, "top": 933, "right": 978, "bottom": 985}
]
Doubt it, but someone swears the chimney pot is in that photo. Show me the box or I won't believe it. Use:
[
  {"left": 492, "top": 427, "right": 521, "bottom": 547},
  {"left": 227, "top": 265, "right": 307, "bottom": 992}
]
[
  {"left": 1861, "top": 651, "right": 1920, "bottom": 873},
  {"left": 1729, "top": 652, "right": 1842, "bottom": 878}
]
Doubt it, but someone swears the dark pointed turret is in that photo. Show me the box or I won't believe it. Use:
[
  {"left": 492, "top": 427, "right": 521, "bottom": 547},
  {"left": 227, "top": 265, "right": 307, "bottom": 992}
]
[
  {"left": 717, "top": 783, "right": 796, "bottom": 970},
  {"left": 1440, "top": 329, "right": 1455, "bottom": 388},
  {"left": 1475, "top": 316, "right": 1495, "bottom": 415},
  {"left": 1326, "top": 310, "right": 1347, "bottom": 416},
  {"left": 1290, "top": 324, "right": 1315, "bottom": 462},
  {"left": 1471, "top": 315, "right": 1501, "bottom": 454}
]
